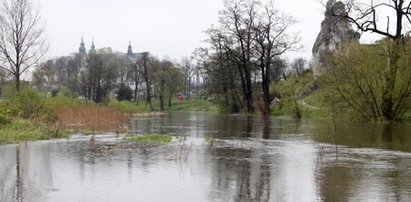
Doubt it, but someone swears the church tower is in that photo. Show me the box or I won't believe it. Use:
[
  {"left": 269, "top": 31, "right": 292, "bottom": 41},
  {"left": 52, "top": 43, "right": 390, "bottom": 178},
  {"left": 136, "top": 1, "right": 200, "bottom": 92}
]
[
  {"left": 127, "top": 41, "right": 133, "bottom": 56},
  {"left": 89, "top": 38, "right": 96, "bottom": 54},
  {"left": 79, "top": 37, "right": 86, "bottom": 53},
  {"left": 78, "top": 37, "right": 87, "bottom": 73}
]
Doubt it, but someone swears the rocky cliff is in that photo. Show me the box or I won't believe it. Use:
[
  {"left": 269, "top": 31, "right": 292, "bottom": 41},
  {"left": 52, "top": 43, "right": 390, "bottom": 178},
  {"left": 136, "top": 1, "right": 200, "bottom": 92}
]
[{"left": 311, "top": 0, "right": 360, "bottom": 76}]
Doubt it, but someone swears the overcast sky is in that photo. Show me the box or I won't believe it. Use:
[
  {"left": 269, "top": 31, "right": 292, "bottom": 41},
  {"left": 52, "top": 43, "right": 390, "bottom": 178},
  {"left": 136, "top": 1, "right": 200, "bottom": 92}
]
[{"left": 36, "top": 0, "right": 379, "bottom": 62}]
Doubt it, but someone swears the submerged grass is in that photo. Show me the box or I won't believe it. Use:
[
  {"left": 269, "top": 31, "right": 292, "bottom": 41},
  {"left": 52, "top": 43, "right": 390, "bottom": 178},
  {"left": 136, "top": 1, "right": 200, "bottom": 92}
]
[{"left": 124, "top": 133, "right": 172, "bottom": 143}]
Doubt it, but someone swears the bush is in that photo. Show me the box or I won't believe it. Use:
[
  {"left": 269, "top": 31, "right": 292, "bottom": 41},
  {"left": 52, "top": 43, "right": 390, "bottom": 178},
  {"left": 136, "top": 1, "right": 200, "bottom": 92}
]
[
  {"left": 116, "top": 84, "right": 133, "bottom": 101},
  {"left": 0, "top": 113, "right": 11, "bottom": 125},
  {"left": 12, "top": 86, "right": 42, "bottom": 119}
]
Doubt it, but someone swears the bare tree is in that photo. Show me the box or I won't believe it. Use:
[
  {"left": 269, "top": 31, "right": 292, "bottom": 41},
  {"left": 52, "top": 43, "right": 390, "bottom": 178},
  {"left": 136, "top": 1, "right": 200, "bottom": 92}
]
[
  {"left": 32, "top": 59, "right": 55, "bottom": 92},
  {"left": 129, "top": 61, "right": 140, "bottom": 103},
  {"left": 290, "top": 58, "right": 307, "bottom": 76},
  {"left": 204, "top": 0, "right": 298, "bottom": 114},
  {"left": 213, "top": 0, "right": 265, "bottom": 113},
  {"left": 179, "top": 56, "right": 194, "bottom": 97},
  {"left": 0, "top": 0, "right": 47, "bottom": 92},
  {"left": 137, "top": 52, "right": 154, "bottom": 111},
  {"left": 204, "top": 28, "right": 244, "bottom": 112},
  {"left": 83, "top": 48, "right": 119, "bottom": 103},
  {"left": 0, "top": 69, "right": 7, "bottom": 96},
  {"left": 254, "top": 3, "right": 299, "bottom": 115}
]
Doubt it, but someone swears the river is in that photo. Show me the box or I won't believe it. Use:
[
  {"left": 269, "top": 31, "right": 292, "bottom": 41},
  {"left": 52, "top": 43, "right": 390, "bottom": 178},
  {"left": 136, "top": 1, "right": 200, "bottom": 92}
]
[{"left": 1, "top": 112, "right": 411, "bottom": 201}]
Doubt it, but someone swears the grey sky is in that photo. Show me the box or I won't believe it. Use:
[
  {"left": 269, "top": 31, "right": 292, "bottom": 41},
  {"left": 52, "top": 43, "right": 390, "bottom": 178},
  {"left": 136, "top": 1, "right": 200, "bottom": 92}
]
[{"left": 37, "top": 0, "right": 379, "bottom": 62}]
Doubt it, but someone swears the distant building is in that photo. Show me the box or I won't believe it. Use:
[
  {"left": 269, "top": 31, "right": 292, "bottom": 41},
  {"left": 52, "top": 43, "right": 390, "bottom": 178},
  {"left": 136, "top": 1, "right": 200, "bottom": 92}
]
[
  {"left": 78, "top": 37, "right": 96, "bottom": 72},
  {"left": 77, "top": 38, "right": 148, "bottom": 99},
  {"left": 123, "top": 42, "right": 147, "bottom": 97}
]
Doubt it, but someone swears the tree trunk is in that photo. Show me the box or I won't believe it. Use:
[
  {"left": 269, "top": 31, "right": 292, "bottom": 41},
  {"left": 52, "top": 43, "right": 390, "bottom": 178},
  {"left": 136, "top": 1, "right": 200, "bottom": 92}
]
[
  {"left": 261, "top": 71, "right": 271, "bottom": 115},
  {"left": 143, "top": 60, "right": 153, "bottom": 111},
  {"left": 134, "top": 69, "right": 139, "bottom": 103},
  {"left": 381, "top": 40, "right": 400, "bottom": 121},
  {"left": 188, "top": 78, "right": 191, "bottom": 97},
  {"left": 15, "top": 73, "right": 20, "bottom": 92},
  {"left": 245, "top": 69, "right": 254, "bottom": 113},
  {"left": 159, "top": 95, "right": 164, "bottom": 111},
  {"left": 146, "top": 83, "right": 153, "bottom": 111}
]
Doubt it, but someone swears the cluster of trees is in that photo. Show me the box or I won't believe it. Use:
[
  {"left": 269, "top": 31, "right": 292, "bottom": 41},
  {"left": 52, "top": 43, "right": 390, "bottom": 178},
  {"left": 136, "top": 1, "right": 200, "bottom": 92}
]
[
  {"left": 196, "top": 0, "right": 299, "bottom": 114},
  {"left": 32, "top": 49, "right": 188, "bottom": 110},
  {"left": 0, "top": 0, "right": 191, "bottom": 112}
]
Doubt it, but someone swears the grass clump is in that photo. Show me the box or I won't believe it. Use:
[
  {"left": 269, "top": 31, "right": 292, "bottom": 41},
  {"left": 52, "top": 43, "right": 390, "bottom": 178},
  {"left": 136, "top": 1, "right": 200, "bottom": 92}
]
[
  {"left": 0, "top": 119, "right": 69, "bottom": 143},
  {"left": 124, "top": 133, "right": 172, "bottom": 143}
]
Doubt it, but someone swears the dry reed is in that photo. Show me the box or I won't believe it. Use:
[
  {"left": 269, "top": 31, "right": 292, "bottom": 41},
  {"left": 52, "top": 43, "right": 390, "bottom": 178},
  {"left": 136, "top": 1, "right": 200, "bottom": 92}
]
[{"left": 58, "top": 106, "right": 130, "bottom": 132}]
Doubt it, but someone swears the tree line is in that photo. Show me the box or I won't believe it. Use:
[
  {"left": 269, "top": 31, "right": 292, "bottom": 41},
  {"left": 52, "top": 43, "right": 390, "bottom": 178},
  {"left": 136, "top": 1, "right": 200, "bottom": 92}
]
[
  {"left": 31, "top": 49, "right": 193, "bottom": 111},
  {"left": 0, "top": 0, "right": 308, "bottom": 115},
  {"left": 0, "top": 0, "right": 196, "bottom": 112}
]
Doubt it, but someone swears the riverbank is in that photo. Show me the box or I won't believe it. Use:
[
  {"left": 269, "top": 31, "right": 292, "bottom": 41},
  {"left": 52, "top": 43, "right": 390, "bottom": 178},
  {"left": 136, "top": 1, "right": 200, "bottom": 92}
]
[
  {"left": 0, "top": 96, "right": 218, "bottom": 143},
  {"left": 0, "top": 119, "right": 69, "bottom": 143}
]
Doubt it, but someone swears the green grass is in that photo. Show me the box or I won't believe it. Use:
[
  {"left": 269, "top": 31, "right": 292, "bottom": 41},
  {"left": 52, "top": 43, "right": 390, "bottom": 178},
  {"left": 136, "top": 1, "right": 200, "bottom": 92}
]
[
  {"left": 108, "top": 99, "right": 149, "bottom": 113},
  {"left": 165, "top": 98, "right": 219, "bottom": 112},
  {"left": 108, "top": 97, "right": 219, "bottom": 113},
  {"left": 300, "top": 88, "right": 329, "bottom": 120},
  {"left": 0, "top": 119, "right": 70, "bottom": 143},
  {"left": 124, "top": 133, "right": 172, "bottom": 143}
]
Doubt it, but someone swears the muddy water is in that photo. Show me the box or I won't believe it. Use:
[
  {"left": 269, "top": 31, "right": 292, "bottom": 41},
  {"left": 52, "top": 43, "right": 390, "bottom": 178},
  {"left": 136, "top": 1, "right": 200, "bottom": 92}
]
[{"left": 1, "top": 112, "right": 411, "bottom": 201}]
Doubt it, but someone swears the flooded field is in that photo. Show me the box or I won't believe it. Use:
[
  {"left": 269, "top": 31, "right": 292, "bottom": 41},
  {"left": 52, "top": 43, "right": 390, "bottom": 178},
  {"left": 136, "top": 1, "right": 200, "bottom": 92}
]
[{"left": 1, "top": 112, "right": 411, "bottom": 201}]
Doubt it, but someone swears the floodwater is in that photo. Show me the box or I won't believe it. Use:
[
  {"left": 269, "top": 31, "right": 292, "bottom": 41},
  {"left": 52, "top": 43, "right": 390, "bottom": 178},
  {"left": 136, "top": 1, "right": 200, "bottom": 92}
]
[{"left": 1, "top": 112, "right": 411, "bottom": 202}]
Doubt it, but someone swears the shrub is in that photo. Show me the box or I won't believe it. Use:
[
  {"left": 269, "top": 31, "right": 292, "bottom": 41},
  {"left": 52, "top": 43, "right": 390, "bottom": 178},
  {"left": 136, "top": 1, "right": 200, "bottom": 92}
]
[
  {"left": 116, "top": 83, "right": 133, "bottom": 101},
  {"left": 13, "top": 86, "right": 42, "bottom": 119},
  {"left": 0, "top": 113, "right": 11, "bottom": 125}
]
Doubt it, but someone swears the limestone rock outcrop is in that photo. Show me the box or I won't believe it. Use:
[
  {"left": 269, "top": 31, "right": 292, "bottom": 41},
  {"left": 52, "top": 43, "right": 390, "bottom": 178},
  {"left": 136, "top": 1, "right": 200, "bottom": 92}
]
[{"left": 311, "top": 0, "right": 360, "bottom": 76}]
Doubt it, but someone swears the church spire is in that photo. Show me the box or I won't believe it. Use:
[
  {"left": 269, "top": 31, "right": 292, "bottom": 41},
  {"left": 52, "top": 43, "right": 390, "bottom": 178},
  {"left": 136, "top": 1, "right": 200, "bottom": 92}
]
[
  {"left": 79, "top": 36, "right": 86, "bottom": 53},
  {"left": 127, "top": 41, "right": 133, "bottom": 56},
  {"left": 90, "top": 37, "right": 95, "bottom": 51}
]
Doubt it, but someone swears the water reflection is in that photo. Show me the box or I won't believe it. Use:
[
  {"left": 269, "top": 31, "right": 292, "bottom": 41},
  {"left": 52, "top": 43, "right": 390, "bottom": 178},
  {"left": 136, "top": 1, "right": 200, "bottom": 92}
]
[
  {"left": 0, "top": 112, "right": 411, "bottom": 201},
  {"left": 313, "top": 121, "right": 411, "bottom": 152},
  {"left": 129, "top": 112, "right": 310, "bottom": 140},
  {"left": 15, "top": 146, "right": 22, "bottom": 202}
]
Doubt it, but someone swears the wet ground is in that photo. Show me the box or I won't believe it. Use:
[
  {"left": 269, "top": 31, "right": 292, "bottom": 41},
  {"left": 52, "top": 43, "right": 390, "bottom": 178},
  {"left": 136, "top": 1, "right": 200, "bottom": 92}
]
[{"left": 1, "top": 112, "right": 411, "bottom": 201}]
